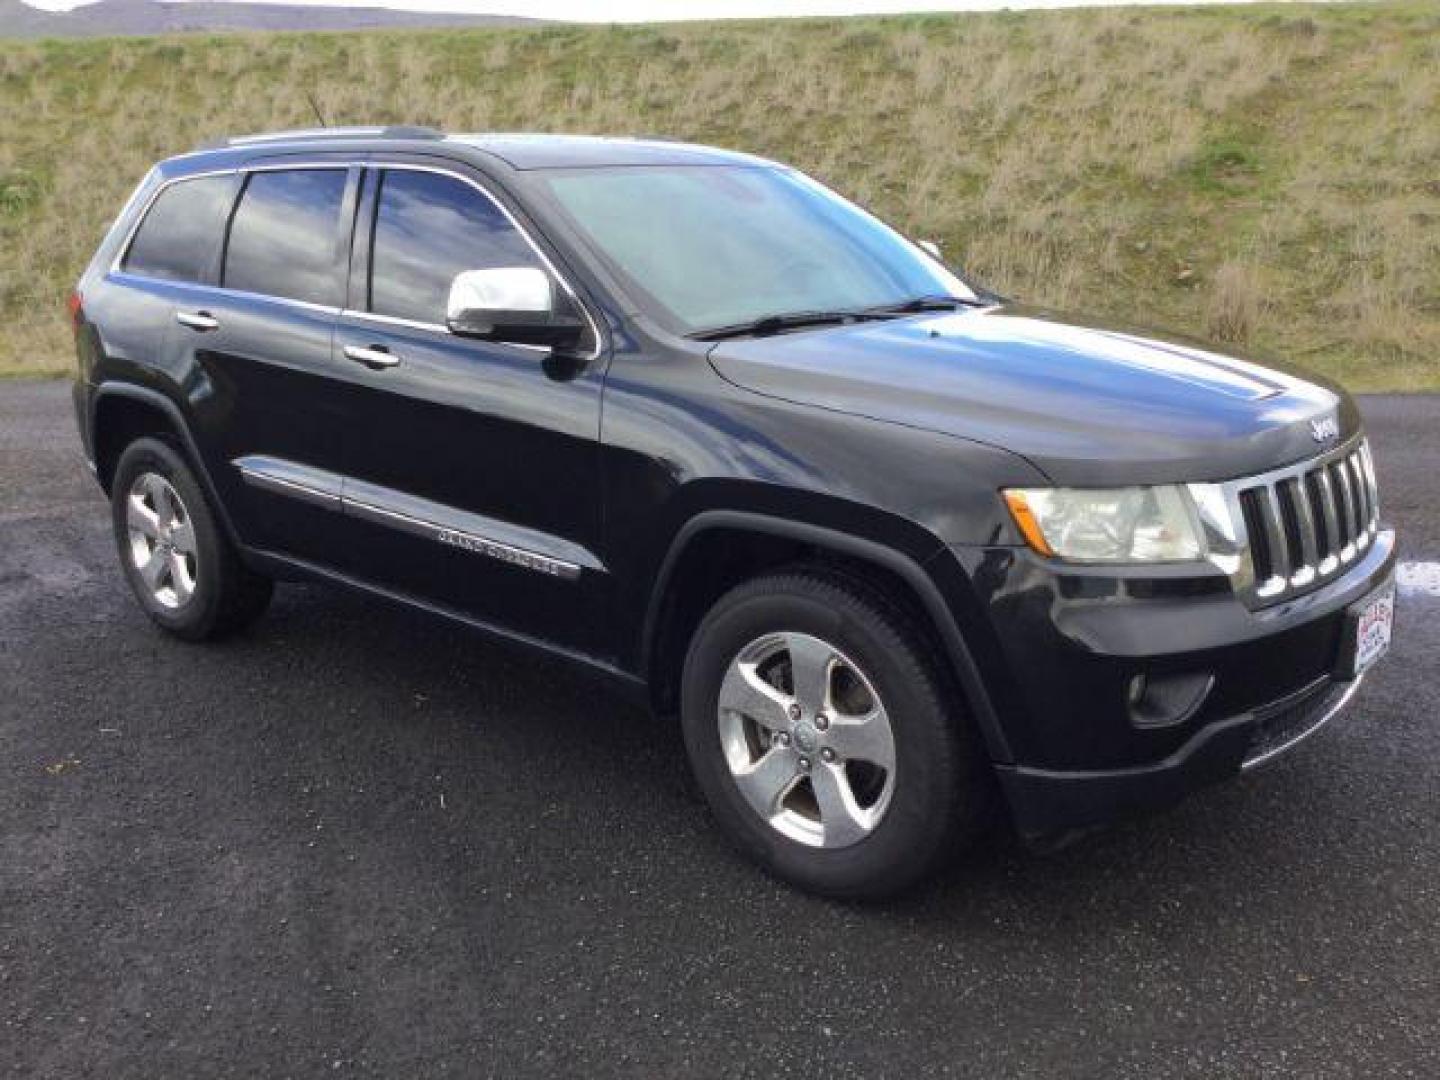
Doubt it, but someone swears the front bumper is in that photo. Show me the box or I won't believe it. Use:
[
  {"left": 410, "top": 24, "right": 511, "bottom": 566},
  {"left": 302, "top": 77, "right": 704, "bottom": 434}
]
[
  {"left": 947, "top": 526, "right": 1396, "bottom": 839},
  {"left": 995, "top": 672, "right": 1367, "bottom": 838}
]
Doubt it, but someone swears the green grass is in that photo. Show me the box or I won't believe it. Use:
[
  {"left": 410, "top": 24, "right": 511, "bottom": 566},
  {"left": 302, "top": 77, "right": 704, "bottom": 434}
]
[{"left": 1, "top": 2, "right": 1438, "bottom": 389}]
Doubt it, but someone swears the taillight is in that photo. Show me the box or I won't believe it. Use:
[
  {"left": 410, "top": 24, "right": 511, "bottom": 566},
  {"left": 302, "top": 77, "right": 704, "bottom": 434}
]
[{"left": 67, "top": 289, "right": 83, "bottom": 335}]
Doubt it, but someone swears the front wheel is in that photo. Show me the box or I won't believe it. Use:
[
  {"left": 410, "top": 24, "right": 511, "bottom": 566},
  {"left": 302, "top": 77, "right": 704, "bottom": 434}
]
[{"left": 680, "top": 571, "right": 989, "bottom": 899}]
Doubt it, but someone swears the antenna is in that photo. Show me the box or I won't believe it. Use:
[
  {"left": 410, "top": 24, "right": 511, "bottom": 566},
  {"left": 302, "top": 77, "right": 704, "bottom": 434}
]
[{"left": 305, "top": 91, "right": 328, "bottom": 128}]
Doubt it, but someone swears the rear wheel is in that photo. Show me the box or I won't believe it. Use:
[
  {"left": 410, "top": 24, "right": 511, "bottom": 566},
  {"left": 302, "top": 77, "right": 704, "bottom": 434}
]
[
  {"left": 111, "top": 437, "right": 272, "bottom": 640},
  {"left": 680, "top": 570, "right": 989, "bottom": 899}
]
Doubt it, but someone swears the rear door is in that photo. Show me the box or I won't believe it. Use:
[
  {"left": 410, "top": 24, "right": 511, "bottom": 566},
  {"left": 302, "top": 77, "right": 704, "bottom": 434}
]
[
  {"left": 176, "top": 162, "right": 358, "bottom": 564},
  {"left": 329, "top": 162, "right": 609, "bottom": 654}
]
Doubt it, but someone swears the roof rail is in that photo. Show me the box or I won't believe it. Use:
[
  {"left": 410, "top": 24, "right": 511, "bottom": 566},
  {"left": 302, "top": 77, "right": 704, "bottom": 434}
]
[{"left": 196, "top": 125, "right": 445, "bottom": 151}]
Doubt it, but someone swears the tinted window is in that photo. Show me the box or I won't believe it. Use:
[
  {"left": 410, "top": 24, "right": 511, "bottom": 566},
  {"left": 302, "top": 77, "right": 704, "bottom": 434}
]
[
  {"left": 123, "top": 175, "right": 235, "bottom": 284},
  {"left": 369, "top": 170, "right": 540, "bottom": 324},
  {"left": 224, "top": 169, "right": 348, "bottom": 306}
]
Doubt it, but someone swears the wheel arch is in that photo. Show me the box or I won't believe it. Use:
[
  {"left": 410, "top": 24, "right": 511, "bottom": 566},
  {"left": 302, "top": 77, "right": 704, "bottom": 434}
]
[
  {"left": 90, "top": 382, "right": 242, "bottom": 548},
  {"left": 642, "top": 510, "right": 1014, "bottom": 765}
]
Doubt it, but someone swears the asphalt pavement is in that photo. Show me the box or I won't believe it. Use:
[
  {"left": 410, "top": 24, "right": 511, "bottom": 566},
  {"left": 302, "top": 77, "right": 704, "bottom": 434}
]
[{"left": 2, "top": 380, "right": 1437, "bottom": 1078}]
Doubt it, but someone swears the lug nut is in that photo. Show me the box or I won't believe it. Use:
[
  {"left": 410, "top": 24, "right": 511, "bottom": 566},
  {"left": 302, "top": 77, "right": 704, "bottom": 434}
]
[
  {"left": 778, "top": 732, "right": 791, "bottom": 747},
  {"left": 788, "top": 703, "right": 802, "bottom": 721},
  {"left": 821, "top": 748, "right": 835, "bottom": 763},
  {"left": 798, "top": 757, "right": 811, "bottom": 772},
  {"left": 814, "top": 714, "right": 829, "bottom": 731}
]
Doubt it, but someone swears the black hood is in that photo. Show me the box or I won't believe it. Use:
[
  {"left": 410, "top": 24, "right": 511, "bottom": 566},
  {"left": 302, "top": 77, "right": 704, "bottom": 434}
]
[{"left": 708, "top": 304, "right": 1357, "bottom": 486}]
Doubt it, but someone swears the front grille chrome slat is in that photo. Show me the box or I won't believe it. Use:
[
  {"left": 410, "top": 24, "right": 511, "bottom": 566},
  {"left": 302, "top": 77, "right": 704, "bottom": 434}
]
[
  {"left": 1257, "top": 485, "right": 1291, "bottom": 591},
  {"left": 1284, "top": 477, "right": 1319, "bottom": 587},
  {"left": 1333, "top": 458, "right": 1359, "bottom": 555},
  {"left": 1228, "top": 436, "right": 1379, "bottom": 609},
  {"left": 1311, "top": 467, "right": 1341, "bottom": 573},
  {"left": 1348, "top": 453, "right": 1371, "bottom": 549}
]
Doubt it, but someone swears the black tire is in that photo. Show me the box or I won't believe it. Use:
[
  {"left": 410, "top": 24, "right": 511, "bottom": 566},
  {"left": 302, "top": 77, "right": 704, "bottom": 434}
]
[
  {"left": 110, "top": 436, "right": 273, "bottom": 641},
  {"left": 680, "top": 569, "right": 990, "bottom": 900}
]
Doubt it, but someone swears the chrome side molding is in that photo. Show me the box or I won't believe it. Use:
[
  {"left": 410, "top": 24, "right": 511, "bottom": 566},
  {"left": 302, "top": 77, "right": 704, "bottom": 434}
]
[
  {"left": 236, "top": 455, "right": 343, "bottom": 510},
  {"left": 234, "top": 455, "right": 589, "bottom": 581}
]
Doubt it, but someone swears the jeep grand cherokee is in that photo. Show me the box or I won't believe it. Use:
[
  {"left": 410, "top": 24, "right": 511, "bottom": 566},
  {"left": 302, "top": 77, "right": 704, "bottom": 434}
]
[{"left": 70, "top": 129, "right": 1397, "bottom": 898}]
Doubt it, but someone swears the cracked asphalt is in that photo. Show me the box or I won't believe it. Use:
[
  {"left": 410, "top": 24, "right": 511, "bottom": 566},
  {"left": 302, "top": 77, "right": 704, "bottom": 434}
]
[{"left": 2, "top": 380, "right": 1437, "bottom": 1078}]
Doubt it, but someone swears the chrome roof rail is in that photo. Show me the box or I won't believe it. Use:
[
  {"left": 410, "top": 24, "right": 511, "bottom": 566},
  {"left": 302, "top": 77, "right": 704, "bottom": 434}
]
[{"left": 196, "top": 125, "right": 444, "bottom": 151}]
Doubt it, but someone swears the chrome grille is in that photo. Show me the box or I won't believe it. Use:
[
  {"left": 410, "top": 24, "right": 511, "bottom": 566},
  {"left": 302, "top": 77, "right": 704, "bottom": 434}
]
[{"left": 1234, "top": 439, "right": 1379, "bottom": 605}]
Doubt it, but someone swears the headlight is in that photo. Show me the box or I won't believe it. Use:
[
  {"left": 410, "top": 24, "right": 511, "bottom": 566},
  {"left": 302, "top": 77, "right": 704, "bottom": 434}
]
[{"left": 1003, "top": 486, "right": 1205, "bottom": 563}]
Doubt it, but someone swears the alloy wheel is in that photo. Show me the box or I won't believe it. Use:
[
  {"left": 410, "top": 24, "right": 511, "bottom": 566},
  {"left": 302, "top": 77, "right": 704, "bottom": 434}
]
[
  {"left": 716, "top": 631, "right": 897, "bottom": 849},
  {"left": 125, "top": 471, "right": 198, "bottom": 610}
]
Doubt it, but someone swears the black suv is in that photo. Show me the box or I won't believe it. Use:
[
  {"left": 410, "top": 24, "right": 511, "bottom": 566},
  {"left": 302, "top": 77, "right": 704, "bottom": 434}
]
[{"left": 71, "top": 128, "right": 1396, "bottom": 898}]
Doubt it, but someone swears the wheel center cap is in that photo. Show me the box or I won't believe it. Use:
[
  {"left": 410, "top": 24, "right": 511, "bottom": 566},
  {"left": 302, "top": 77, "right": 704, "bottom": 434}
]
[{"left": 792, "top": 721, "right": 819, "bottom": 754}]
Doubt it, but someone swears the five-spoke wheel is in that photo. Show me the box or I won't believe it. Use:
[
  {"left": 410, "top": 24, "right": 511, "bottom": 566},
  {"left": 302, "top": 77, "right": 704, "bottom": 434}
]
[
  {"left": 110, "top": 436, "right": 273, "bottom": 640},
  {"left": 682, "top": 571, "right": 989, "bottom": 899},
  {"left": 718, "top": 631, "right": 896, "bottom": 849},
  {"left": 125, "top": 471, "right": 199, "bottom": 609}
]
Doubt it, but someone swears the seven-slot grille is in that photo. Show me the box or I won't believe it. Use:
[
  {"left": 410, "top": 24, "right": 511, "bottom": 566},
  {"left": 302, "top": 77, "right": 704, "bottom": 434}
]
[{"left": 1235, "top": 439, "right": 1379, "bottom": 604}]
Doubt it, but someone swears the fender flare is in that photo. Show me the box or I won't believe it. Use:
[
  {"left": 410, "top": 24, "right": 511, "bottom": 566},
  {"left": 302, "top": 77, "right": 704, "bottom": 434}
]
[
  {"left": 642, "top": 509, "right": 1014, "bottom": 765},
  {"left": 90, "top": 381, "right": 245, "bottom": 549}
]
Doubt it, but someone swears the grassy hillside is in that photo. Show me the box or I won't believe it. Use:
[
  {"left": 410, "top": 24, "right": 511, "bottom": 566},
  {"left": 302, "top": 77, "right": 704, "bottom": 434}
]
[{"left": 1, "top": 3, "right": 1437, "bottom": 388}]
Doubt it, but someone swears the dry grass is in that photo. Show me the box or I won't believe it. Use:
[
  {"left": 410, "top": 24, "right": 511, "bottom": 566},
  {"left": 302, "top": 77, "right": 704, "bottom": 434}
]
[
  {"left": 1207, "top": 261, "right": 1262, "bottom": 345},
  {"left": 1, "top": 3, "right": 1438, "bottom": 388}
]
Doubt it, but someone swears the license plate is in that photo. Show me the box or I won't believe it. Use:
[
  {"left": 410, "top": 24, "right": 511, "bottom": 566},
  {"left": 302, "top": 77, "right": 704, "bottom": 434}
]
[{"left": 1352, "top": 586, "right": 1395, "bottom": 674}]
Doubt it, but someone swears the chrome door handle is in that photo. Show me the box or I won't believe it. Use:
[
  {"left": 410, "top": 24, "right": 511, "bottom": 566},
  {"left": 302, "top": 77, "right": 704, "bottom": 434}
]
[
  {"left": 343, "top": 344, "right": 400, "bottom": 369},
  {"left": 176, "top": 311, "right": 219, "bottom": 331}
]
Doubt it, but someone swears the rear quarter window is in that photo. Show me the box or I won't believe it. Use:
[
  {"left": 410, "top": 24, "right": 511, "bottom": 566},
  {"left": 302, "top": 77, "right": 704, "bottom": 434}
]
[{"left": 122, "top": 175, "right": 236, "bottom": 284}]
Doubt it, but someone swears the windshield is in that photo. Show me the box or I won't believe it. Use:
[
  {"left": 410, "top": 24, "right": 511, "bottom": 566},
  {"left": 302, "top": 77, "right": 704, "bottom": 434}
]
[{"left": 539, "top": 165, "right": 976, "bottom": 336}]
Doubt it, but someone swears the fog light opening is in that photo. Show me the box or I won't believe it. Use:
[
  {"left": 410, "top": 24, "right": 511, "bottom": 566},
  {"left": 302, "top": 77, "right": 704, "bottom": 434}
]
[{"left": 1128, "top": 671, "right": 1215, "bottom": 730}]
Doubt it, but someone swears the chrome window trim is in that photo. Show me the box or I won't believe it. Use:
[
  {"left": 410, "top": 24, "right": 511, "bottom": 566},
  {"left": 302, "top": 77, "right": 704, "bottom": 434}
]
[
  {"left": 340, "top": 309, "right": 447, "bottom": 334},
  {"left": 111, "top": 157, "right": 604, "bottom": 361},
  {"left": 110, "top": 271, "right": 342, "bottom": 317},
  {"left": 338, "top": 308, "right": 551, "bottom": 355}
]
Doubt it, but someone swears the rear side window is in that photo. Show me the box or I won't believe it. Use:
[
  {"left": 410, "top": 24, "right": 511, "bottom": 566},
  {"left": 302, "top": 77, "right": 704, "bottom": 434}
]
[
  {"left": 224, "top": 169, "right": 348, "bottom": 307},
  {"left": 369, "top": 170, "right": 540, "bottom": 324},
  {"left": 122, "top": 175, "right": 235, "bottom": 284}
]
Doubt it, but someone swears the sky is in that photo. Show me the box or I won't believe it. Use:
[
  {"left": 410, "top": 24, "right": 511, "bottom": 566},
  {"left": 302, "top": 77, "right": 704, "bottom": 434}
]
[{"left": 21, "top": 0, "right": 1318, "bottom": 18}]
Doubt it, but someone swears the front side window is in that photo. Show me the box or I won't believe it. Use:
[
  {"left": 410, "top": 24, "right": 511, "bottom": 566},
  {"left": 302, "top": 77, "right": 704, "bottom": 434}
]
[
  {"left": 369, "top": 170, "right": 541, "bottom": 325},
  {"left": 540, "top": 165, "right": 975, "bottom": 335},
  {"left": 122, "top": 175, "right": 235, "bottom": 284},
  {"left": 223, "top": 169, "right": 348, "bottom": 307}
]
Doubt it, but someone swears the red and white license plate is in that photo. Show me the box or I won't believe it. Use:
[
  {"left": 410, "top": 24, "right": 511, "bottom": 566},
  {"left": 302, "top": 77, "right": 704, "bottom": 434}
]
[{"left": 1352, "top": 586, "right": 1395, "bottom": 674}]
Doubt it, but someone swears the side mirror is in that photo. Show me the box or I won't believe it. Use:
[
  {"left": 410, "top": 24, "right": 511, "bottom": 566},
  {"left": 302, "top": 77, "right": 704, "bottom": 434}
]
[
  {"left": 917, "top": 239, "right": 942, "bottom": 259},
  {"left": 446, "top": 266, "right": 587, "bottom": 352}
]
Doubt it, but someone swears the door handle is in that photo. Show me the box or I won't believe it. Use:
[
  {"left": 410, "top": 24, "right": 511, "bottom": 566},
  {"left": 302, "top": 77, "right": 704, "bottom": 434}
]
[
  {"left": 343, "top": 344, "right": 400, "bottom": 369},
  {"left": 176, "top": 310, "right": 219, "bottom": 331}
]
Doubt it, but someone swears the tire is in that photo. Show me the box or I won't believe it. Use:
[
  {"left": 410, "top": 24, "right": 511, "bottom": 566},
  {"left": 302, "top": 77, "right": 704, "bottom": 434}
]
[
  {"left": 680, "top": 569, "right": 990, "bottom": 899},
  {"left": 110, "top": 436, "right": 273, "bottom": 641}
]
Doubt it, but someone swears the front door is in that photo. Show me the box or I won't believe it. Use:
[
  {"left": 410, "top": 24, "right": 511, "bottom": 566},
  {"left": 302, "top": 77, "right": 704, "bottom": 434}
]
[{"left": 329, "top": 163, "right": 609, "bottom": 656}]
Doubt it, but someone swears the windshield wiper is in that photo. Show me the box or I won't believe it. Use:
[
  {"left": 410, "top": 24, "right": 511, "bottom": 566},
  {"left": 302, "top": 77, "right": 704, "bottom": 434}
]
[
  {"left": 689, "top": 310, "right": 869, "bottom": 342},
  {"left": 689, "top": 295, "right": 989, "bottom": 342},
  {"left": 857, "top": 294, "right": 986, "bottom": 317}
]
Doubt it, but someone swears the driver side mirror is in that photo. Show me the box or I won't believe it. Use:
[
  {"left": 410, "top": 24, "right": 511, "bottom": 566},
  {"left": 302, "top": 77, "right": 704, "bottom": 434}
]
[{"left": 446, "top": 266, "right": 587, "bottom": 353}]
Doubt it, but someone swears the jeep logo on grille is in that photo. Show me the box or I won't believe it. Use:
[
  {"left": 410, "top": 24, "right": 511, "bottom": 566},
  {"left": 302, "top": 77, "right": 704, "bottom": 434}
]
[{"left": 1310, "top": 415, "right": 1340, "bottom": 442}]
